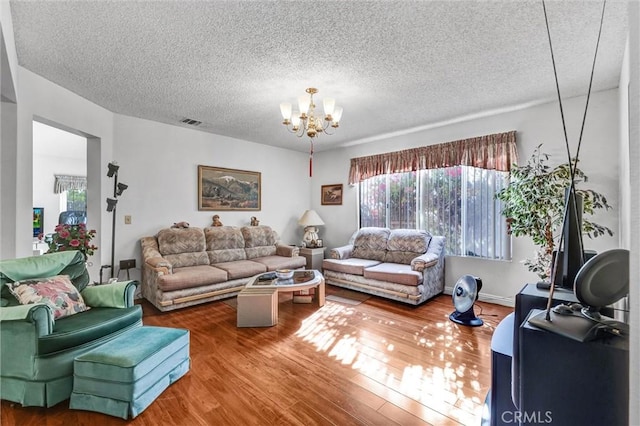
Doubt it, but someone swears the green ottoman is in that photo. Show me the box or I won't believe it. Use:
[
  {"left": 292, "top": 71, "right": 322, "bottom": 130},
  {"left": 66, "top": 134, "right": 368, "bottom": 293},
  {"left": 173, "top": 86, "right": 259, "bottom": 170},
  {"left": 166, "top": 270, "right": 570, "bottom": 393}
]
[{"left": 70, "top": 326, "right": 190, "bottom": 419}]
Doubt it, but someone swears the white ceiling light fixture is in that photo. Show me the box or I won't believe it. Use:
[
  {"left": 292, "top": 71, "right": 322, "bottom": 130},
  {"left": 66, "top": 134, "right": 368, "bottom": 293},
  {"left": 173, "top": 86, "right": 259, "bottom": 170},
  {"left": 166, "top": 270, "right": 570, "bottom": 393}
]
[{"left": 279, "top": 88, "right": 343, "bottom": 177}]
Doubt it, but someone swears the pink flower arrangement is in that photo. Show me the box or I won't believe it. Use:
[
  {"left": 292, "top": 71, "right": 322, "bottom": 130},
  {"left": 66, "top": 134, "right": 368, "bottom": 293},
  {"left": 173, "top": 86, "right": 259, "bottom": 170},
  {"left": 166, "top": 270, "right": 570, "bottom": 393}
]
[{"left": 48, "top": 223, "right": 98, "bottom": 258}]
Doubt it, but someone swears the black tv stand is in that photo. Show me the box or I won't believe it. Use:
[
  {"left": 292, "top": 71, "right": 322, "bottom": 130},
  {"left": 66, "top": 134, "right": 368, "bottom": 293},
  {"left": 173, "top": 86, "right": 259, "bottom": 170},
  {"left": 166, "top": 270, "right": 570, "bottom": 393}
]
[{"left": 486, "top": 284, "right": 629, "bottom": 426}]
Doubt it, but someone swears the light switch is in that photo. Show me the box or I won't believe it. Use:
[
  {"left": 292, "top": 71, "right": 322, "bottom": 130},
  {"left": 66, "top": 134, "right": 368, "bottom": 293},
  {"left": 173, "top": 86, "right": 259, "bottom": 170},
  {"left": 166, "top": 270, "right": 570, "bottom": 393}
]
[{"left": 124, "top": 215, "right": 132, "bottom": 224}]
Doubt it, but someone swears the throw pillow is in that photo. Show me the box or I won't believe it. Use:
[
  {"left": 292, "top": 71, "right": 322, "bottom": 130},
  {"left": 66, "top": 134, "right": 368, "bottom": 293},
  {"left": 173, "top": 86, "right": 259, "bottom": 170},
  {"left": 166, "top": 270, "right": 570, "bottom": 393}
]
[{"left": 6, "top": 275, "right": 90, "bottom": 319}]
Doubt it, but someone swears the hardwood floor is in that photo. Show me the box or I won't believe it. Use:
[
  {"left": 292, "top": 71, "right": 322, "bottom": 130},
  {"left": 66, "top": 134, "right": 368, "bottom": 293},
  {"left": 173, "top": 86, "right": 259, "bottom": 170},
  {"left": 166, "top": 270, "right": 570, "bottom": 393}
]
[{"left": 1, "top": 286, "right": 512, "bottom": 425}]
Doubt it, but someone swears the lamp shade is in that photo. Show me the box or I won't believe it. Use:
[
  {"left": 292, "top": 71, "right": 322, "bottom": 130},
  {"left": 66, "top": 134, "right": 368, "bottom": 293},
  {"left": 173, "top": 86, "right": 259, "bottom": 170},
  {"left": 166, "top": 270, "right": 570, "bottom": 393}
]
[
  {"left": 323, "top": 97, "right": 335, "bottom": 116},
  {"left": 280, "top": 102, "right": 292, "bottom": 120},
  {"left": 332, "top": 106, "right": 343, "bottom": 123},
  {"left": 298, "top": 210, "right": 325, "bottom": 227},
  {"left": 291, "top": 112, "right": 301, "bottom": 127},
  {"left": 298, "top": 95, "right": 311, "bottom": 115}
]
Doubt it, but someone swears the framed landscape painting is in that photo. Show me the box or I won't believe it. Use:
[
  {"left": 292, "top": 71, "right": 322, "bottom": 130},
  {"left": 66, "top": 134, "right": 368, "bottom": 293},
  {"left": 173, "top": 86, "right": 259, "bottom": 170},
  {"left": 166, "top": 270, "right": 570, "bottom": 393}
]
[
  {"left": 321, "top": 184, "right": 343, "bottom": 205},
  {"left": 198, "top": 165, "right": 261, "bottom": 211}
]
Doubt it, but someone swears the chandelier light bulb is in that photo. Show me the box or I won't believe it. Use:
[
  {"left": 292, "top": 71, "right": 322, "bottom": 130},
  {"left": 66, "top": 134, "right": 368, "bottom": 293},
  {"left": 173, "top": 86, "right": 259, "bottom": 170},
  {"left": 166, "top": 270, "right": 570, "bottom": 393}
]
[
  {"left": 332, "top": 106, "right": 343, "bottom": 124},
  {"left": 280, "top": 103, "right": 292, "bottom": 121},
  {"left": 298, "top": 95, "right": 310, "bottom": 117},
  {"left": 291, "top": 112, "right": 301, "bottom": 130},
  {"left": 323, "top": 97, "right": 335, "bottom": 117}
]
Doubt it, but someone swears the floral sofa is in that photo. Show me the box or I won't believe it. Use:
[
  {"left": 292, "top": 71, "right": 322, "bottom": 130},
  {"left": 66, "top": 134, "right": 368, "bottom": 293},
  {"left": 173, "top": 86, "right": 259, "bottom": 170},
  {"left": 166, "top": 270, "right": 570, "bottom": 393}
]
[
  {"left": 140, "top": 225, "right": 306, "bottom": 311},
  {"left": 322, "top": 227, "right": 445, "bottom": 305}
]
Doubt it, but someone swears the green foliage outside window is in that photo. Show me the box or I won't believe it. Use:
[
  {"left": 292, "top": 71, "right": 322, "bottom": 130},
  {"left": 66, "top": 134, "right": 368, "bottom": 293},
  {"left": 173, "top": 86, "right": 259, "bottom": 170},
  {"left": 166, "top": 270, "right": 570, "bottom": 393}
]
[{"left": 67, "top": 189, "right": 86, "bottom": 212}]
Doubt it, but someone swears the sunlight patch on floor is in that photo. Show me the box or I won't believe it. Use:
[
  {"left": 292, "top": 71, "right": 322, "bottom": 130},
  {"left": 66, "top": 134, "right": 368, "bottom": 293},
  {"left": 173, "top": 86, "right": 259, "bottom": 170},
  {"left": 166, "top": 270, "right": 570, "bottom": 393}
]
[{"left": 294, "top": 303, "right": 485, "bottom": 423}]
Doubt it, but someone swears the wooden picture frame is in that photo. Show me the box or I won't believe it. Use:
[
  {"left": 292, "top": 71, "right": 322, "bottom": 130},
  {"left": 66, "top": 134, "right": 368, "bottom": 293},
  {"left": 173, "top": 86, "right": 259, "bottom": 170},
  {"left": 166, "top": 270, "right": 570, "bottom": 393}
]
[
  {"left": 198, "top": 165, "right": 261, "bottom": 211},
  {"left": 321, "top": 184, "right": 343, "bottom": 205}
]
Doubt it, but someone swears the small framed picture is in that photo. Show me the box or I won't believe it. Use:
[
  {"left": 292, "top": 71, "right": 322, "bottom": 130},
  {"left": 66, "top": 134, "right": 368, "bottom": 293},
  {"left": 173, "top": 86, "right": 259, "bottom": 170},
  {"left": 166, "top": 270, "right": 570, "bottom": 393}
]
[
  {"left": 321, "top": 184, "right": 343, "bottom": 205},
  {"left": 316, "top": 239, "right": 323, "bottom": 247}
]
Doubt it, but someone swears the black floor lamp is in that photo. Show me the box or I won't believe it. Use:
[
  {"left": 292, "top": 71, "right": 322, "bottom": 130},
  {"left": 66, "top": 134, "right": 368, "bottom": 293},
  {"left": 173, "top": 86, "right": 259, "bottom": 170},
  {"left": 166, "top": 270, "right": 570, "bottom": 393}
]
[{"left": 106, "top": 161, "right": 128, "bottom": 279}]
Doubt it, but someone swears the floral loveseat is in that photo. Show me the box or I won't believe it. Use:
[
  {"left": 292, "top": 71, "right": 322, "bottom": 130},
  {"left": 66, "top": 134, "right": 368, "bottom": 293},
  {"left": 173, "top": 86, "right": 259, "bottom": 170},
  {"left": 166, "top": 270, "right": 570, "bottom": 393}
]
[
  {"left": 140, "top": 225, "right": 306, "bottom": 311},
  {"left": 322, "top": 227, "right": 445, "bottom": 305}
]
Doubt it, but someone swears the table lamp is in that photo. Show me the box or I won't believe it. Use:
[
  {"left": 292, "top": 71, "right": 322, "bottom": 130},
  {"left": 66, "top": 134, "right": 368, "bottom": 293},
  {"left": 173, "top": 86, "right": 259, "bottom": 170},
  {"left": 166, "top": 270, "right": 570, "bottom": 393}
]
[{"left": 298, "top": 210, "right": 325, "bottom": 248}]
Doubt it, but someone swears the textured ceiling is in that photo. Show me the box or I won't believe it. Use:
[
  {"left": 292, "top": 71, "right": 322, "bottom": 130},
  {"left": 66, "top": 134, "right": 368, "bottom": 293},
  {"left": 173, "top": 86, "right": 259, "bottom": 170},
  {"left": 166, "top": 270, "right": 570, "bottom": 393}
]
[{"left": 9, "top": 1, "right": 629, "bottom": 153}]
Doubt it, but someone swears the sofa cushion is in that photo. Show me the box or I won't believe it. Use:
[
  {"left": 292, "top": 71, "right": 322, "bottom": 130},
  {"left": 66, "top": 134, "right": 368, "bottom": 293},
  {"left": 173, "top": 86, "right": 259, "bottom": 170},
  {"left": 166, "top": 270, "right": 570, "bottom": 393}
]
[
  {"left": 157, "top": 265, "right": 228, "bottom": 292},
  {"left": 38, "top": 305, "right": 142, "bottom": 355},
  {"left": 384, "top": 229, "right": 431, "bottom": 264},
  {"left": 213, "top": 260, "right": 266, "bottom": 280},
  {"left": 241, "top": 226, "right": 277, "bottom": 247},
  {"left": 164, "top": 252, "right": 210, "bottom": 269},
  {"left": 351, "top": 227, "right": 389, "bottom": 262},
  {"left": 157, "top": 228, "right": 206, "bottom": 255},
  {"left": 242, "top": 226, "right": 278, "bottom": 259},
  {"left": 7, "top": 275, "right": 90, "bottom": 320},
  {"left": 206, "top": 248, "right": 246, "bottom": 265},
  {"left": 205, "top": 227, "right": 248, "bottom": 264},
  {"left": 205, "top": 226, "right": 245, "bottom": 250},
  {"left": 322, "top": 258, "right": 381, "bottom": 276},
  {"left": 363, "top": 263, "right": 423, "bottom": 286},
  {"left": 251, "top": 255, "right": 307, "bottom": 272}
]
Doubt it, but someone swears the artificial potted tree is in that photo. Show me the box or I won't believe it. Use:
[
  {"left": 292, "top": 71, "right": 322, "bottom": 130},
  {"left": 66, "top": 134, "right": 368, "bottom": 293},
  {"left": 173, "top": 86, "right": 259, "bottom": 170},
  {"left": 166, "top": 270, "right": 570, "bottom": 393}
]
[{"left": 496, "top": 145, "right": 612, "bottom": 281}]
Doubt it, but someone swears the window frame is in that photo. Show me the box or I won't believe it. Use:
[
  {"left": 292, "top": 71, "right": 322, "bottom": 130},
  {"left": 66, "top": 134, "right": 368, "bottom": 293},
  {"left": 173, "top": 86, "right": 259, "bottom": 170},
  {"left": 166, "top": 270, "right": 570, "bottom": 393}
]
[{"left": 358, "top": 166, "right": 511, "bottom": 260}]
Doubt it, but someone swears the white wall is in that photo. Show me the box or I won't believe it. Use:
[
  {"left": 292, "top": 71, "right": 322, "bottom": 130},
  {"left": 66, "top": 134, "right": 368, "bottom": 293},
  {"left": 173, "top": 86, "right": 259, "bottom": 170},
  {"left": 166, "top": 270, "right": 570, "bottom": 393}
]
[
  {"left": 313, "top": 89, "right": 621, "bottom": 304},
  {"left": 9, "top": 68, "right": 114, "bottom": 279},
  {"left": 1, "top": 4, "right": 19, "bottom": 259},
  {"left": 4, "top": 66, "right": 312, "bottom": 281},
  {"left": 625, "top": 2, "right": 639, "bottom": 423},
  {"left": 111, "top": 114, "right": 310, "bottom": 281}
]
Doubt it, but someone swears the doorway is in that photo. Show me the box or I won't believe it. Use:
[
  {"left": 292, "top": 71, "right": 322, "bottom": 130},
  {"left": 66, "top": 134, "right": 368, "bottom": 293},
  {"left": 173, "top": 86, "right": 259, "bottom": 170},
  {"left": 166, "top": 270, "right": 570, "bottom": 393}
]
[
  {"left": 31, "top": 120, "right": 102, "bottom": 280},
  {"left": 32, "top": 121, "right": 87, "bottom": 251}
]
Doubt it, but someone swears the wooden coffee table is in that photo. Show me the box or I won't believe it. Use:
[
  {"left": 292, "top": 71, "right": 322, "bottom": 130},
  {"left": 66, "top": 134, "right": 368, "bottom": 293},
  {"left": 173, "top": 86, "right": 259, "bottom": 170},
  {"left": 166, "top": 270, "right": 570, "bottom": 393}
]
[{"left": 237, "top": 270, "right": 325, "bottom": 327}]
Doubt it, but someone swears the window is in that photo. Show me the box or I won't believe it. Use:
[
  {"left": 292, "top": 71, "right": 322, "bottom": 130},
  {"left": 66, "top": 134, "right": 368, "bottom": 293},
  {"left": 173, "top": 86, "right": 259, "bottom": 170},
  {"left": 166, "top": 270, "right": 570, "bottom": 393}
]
[
  {"left": 359, "top": 166, "right": 510, "bottom": 259},
  {"left": 54, "top": 174, "right": 87, "bottom": 216},
  {"left": 65, "top": 189, "right": 87, "bottom": 212}
]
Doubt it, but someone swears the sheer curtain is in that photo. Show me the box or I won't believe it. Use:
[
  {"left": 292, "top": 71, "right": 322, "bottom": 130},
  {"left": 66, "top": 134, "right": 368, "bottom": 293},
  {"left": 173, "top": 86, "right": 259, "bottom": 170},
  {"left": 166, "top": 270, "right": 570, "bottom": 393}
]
[{"left": 354, "top": 131, "right": 517, "bottom": 259}]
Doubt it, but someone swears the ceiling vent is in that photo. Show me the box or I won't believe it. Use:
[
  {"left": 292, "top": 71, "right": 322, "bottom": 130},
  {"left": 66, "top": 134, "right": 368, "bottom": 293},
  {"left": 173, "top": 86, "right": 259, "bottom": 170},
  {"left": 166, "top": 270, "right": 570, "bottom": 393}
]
[{"left": 180, "top": 118, "right": 202, "bottom": 126}]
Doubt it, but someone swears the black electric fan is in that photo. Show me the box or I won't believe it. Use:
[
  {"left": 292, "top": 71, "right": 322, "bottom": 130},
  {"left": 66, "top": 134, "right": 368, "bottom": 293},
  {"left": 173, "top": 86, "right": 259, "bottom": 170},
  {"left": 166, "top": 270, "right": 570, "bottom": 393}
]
[{"left": 449, "top": 275, "right": 483, "bottom": 327}]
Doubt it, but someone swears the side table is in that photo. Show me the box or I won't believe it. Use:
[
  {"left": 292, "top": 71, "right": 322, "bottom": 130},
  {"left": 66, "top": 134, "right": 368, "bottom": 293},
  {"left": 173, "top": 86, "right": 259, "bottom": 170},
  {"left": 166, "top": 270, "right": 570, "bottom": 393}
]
[{"left": 299, "top": 247, "right": 326, "bottom": 270}]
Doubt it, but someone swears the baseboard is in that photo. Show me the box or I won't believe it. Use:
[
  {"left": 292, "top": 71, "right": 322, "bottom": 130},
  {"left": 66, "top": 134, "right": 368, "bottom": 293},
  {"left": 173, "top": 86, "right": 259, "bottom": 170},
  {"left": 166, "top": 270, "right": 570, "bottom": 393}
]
[{"left": 444, "top": 285, "right": 514, "bottom": 307}]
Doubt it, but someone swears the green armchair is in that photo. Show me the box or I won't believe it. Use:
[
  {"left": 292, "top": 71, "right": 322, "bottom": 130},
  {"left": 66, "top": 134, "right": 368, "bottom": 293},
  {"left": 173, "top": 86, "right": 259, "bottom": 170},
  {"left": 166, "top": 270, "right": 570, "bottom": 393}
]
[{"left": 0, "top": 251, "right": 143, "bottom": 407}]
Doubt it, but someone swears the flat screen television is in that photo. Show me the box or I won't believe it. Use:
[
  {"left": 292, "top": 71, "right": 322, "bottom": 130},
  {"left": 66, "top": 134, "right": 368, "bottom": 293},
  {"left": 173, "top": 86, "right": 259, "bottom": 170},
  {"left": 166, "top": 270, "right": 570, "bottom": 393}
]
[{"left": 33, "top": 207, "right": 44, "bottom": 238}]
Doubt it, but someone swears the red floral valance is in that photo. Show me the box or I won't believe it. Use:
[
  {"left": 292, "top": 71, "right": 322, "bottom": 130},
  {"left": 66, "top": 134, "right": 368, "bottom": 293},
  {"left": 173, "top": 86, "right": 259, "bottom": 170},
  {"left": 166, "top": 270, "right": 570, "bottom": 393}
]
[{"left": 348, "top": 130, "right": 517, "bottom": 184}]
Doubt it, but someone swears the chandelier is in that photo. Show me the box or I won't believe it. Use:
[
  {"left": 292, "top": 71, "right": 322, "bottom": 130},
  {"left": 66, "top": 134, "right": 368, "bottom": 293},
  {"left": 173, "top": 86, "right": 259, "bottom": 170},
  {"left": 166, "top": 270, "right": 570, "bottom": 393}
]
[{"left": 279, "top": 88, "right": 343, "bottom": 177}]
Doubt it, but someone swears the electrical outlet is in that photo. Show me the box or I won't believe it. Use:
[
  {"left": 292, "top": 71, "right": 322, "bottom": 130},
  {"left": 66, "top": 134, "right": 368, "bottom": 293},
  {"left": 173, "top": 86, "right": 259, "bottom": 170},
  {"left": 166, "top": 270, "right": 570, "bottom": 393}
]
[
  {"left": 119, "top": 259, "right": 136, "bottom": 270},
  {"left": 124, "top": 215, "right": 132, "bottom": 224}
]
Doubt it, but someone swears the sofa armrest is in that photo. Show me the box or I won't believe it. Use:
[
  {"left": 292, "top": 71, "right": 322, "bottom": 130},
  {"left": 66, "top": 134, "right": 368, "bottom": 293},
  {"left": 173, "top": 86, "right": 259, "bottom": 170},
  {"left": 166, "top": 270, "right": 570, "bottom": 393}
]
[
  {"left": 145, "top": 256, "right": 172, "bottom": 275},
  {"left": 411, "top": 253, "right": 439, "bottom": 272},
  {"left": 0, "top": 303, "right": 54, "bottom": 337},
  {"left": 329, "top": 244, "right": 354, "bottom": 260},
  {"left": 81, "top": 280, "right": 138, "bottom": 308},
  {"left": 276, "top": 244, "right": 299, "bottom": 257},
  {"left": 140, "top": 236, "right": 172, "bottom": 274},
  {"left": 412, "top": 235, "right": 446, "bottom": 270}
]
